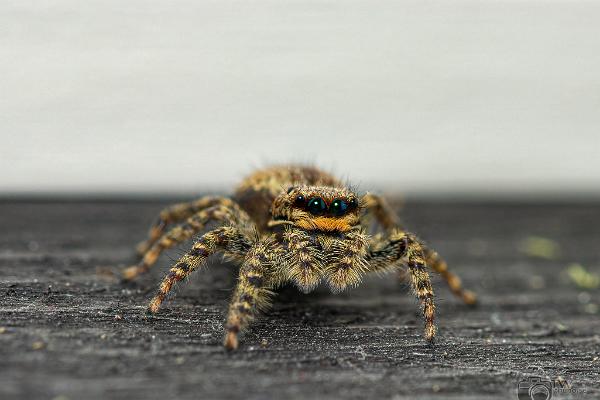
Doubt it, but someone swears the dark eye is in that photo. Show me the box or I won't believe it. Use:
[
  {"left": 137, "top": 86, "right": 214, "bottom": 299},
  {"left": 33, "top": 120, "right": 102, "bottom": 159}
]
[
  {"left": 287, "top": 186, "right": 295, "bottom": 194},
  {"left": 307, "top": 197, "right": 327, "bottom": 215},
  {"left": 294, "top": 194, "right": 305, "bottom": 206},
  {"left": 330, "top": 199, "right": 348, "bottom": 216},
  {"left": 348, "top": 198, "right": 358, "bottom": 209}
]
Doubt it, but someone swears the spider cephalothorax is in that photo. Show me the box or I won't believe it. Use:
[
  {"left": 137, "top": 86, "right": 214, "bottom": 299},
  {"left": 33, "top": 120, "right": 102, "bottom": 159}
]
[{"left": 123, "top": 165, "right": 476, "bottom": 350}]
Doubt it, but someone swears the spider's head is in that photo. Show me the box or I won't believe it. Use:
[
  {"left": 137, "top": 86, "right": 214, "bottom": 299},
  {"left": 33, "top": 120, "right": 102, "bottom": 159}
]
[{"left": 270, "top": 185, "right": 361, "bottom": 232}]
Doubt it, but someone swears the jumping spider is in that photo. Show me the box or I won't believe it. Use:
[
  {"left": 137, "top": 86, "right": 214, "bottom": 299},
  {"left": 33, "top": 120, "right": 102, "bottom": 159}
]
[{"left": 123, "top": 165, "right": 476, "bottom": 350}]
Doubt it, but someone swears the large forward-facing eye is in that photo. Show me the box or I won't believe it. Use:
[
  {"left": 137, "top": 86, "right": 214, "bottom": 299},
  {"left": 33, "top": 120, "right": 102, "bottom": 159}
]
[
  {"left": 329, "top": 199, "right": 348, "bottom": 216},
  {"left": 307, "top": 197, "right": 327, "bottom": 215}
]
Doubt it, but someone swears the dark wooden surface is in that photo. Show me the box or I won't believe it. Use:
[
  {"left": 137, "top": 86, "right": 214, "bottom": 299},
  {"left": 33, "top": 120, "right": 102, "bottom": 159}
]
[{"left": 1, "top": 199, "right": 599, "bottom": 400}]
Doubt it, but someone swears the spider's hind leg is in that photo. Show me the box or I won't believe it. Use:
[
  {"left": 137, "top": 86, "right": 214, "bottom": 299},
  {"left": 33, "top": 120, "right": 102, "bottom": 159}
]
[
  {"left": 135, "top": 196, "right": 239, "bottom": 256},
  {"left": 424, "top": 248, "right": 477, "bottom": 305},
  {"left": 123, "top": 202, "right": 253, "bottom": 280},
  {"left": 362, "top": 193, "right": 404, "bottom": 231}
]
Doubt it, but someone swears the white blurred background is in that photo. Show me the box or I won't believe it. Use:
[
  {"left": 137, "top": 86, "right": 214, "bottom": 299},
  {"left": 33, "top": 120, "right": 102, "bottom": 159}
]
[{"left": 1, "top": 1, "right": 599, "bottom": 197}]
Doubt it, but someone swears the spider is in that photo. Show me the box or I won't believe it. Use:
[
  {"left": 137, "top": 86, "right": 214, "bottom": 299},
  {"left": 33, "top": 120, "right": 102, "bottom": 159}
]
[{"left": 123, "top": 165, "right": 476, "bottom": 350}]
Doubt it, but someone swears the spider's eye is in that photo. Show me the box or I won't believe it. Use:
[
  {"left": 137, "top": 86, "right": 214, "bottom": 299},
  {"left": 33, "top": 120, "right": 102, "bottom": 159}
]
[
  {"left": 348, "top": 198, "right": 358, "bottom": 209},
  {"left": 287, "top": 186, "right": 295, "bottom": 194},
  {"left": 294, "top": 194, "right": 305, "bottom": 206},
  {"left": 307, "top": 197, "right": 327, "bottom": 215},
  {"left": 329, "top": 199, "right": 348, "bottom": 216}
]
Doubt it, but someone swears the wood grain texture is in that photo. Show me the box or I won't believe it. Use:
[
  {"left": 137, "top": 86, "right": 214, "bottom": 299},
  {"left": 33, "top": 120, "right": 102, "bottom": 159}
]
[{"left": 0, "top": 200, "right": 599, "bottom": 399}]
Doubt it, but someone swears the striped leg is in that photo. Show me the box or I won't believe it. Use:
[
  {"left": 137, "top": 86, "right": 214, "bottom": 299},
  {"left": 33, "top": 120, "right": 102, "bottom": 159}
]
[
  {"left": 366, "top": 230, "right": 436, "bottom": 342},
  {"left": 135, "top": 196, "right": 238, "bottom": 256},
  {"left": 147, "top": 226, "right": 252, "bottom": 314},
  {"left": 424, "top": 248, "right": 477, "bottom": 305},
  {"left": 224, "top": 240, "right": 279, "bottom": 350},
  {"left": 363, "top": 194, "right": 476, "bottom": 305},
  {"left": 123, "top": 204, "right": 252, "bottom": 280},
  {"left": 324, "top": 231, "right": 369, "bottom": 293},
  {"left": 361, "top": 193, "right": 404, "bottom": 231},
  {"left": 282, "top": 228, "right": 325, "bottom": 293}
]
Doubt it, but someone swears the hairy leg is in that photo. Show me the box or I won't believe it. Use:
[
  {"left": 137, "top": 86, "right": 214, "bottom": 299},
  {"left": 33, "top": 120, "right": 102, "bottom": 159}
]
[
  {"left": 361, "top": 193, "right": 404, "bottom": 231},
  {"left": 224, "top": 238, "right": 281, "bottom": 350},
  {"left": 281, "top": 228, "right": 325, "bottom": 293},
  {"left": 363, "top": 194, "right": 476, "bottom": 305},
  {"left": 423, "top": 248, "right": 477, "bottom": 305},
  {"left": 146, "top": 226, "right": 252, "bottom": 314},
  {"left": 322, "top": 231, "right": 369, "bottom": 293},
  {"left": 366, "top": 230, "right": 436, "bottom": 341},
  {"left": 135, "top": 196, "right": 239, "bottom": 256},
  {"left": 123, "top": 204, "right": 253, "bottom": 280}
]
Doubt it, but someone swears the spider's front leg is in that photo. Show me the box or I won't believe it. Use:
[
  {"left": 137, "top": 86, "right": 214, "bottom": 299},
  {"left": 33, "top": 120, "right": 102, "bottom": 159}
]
[
  {"left": 366, "top": 230, "right": 437, "bottom": 342},
  {"left": 362, "top": 193, "right": 477, "bottom": 305},
  {"left": 123, "top": 202, "right": 252, "bottom": 280},
  {"left": 146, "top": 226, "right": 252, "bottom": 314},
  {"left": 224, "top": 238, "right": 282, "bottom": 350}
]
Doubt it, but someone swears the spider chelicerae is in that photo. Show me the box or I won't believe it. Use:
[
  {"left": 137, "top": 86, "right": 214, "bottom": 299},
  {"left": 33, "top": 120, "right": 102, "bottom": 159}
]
[{"left": 123, "top": 165, "right": 476, "bottom": 350}]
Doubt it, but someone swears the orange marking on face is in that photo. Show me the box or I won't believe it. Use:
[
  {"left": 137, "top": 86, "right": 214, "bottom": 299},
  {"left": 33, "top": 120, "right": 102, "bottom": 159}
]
[{"left": 296, "top": 217, "right": 353, "bottom": 232}]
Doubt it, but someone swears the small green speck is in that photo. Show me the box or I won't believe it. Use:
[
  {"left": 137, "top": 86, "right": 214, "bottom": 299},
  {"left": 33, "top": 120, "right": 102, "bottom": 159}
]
[
  {"left": 519, "top": 236, "right": 560, "bottom": 260},
  {"left": 567, "top": 263, "right": 600, "bottom": 289}
]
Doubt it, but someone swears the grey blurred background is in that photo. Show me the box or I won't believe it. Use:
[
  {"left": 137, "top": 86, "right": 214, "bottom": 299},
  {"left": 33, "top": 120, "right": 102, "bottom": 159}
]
[{"left": 1, "top": 1, "right": 599, "bottom": 197}]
